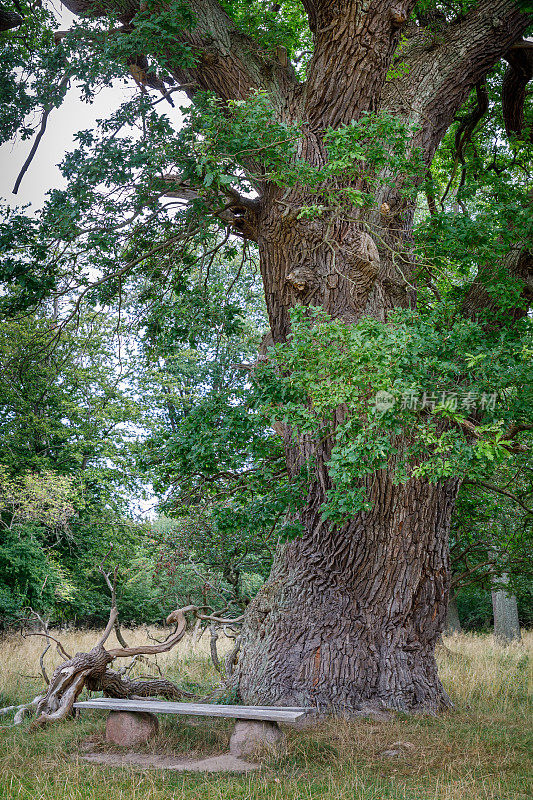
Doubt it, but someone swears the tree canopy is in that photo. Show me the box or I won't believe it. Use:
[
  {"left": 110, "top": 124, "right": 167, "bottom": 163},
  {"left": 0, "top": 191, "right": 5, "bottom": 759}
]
[{"left": 0, "top": 0, "right": 532, "bottom": 712}]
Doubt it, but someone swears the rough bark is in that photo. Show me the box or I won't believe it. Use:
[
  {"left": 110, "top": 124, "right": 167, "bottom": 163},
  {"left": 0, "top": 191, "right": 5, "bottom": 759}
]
[
  {"left": 380, "top": 0, "right": 532, "bottom": 162},
  {"left": 87, "top": 670, "right": 192, "bottom": 700},
  {"left": 0, "top": 3, "right": 23, "bottom": 31},
  {"left": 238, "top": 425, "right": 459, "bottom": 713},
  {"left": 59, "top": 0, "right": 299, "bottom": 107},
  {"left": 503, "top": 40, "right": 533, "bottom": 139},
  {"left": 301, "top": 0, "right": 418, "bottom": 130}
]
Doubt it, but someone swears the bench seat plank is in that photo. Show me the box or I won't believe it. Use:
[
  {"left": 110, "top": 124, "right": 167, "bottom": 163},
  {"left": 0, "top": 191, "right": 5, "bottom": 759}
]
[{"left": 74, "top": 698, "right": 309, "bottom": 723}]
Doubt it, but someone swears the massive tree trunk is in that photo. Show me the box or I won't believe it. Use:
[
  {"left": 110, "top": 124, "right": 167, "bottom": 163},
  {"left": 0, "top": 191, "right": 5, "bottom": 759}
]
[
  {"left": 236, "top": 0, "right": 529, "bottom": 712},
  {"left": 238, "top": 160, "right": 461, "bottom": 713},
  {"left": 239, "top": 473, "right": 459, "bottom": 712},
  {"left": 60, "top": 0, "right": 532, "bottom": 713}
]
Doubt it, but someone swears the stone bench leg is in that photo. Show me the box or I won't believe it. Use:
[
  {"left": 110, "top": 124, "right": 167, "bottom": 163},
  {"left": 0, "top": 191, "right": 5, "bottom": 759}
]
[
  {"left": 105, "top": 711, "right": 159, "bottom": 746},
  {"left": 229, "top": 719, "right": 286, "bottom": 758}
]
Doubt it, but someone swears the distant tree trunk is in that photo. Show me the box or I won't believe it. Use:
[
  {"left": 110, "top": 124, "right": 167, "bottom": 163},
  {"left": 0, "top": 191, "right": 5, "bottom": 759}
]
[
  {"left": 445, "top": 592, "right": 462, "bottom": 635},
  {"left": 492, "top": 575, "right": 521, "bottom": 644}
]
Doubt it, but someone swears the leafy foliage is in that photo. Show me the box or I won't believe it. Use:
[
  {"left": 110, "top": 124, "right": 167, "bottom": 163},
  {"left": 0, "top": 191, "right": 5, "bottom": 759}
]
[
  {"left": 0, "top": 0, "right": 531, "bottom": 634},
  {"left": 255, "top": 304, "right": 532, "bottom": 521}
]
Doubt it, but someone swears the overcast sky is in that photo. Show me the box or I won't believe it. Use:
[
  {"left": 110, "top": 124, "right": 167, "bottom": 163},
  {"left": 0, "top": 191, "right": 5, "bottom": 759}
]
[
  {"left": 0, "top": 85, "right": 129, "bottom": 209},
  {"left": 0, "top": 7, "right": 186, "bottom": 211}
]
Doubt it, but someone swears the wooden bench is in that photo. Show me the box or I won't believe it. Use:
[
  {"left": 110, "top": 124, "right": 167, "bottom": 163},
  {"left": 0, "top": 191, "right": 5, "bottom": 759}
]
[{"left": 74, "top": 698, "right": 311, "bottom": 757}]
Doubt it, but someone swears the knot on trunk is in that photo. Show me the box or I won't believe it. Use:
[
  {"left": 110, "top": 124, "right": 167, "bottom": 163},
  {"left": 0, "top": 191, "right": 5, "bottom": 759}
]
[
  {"left": 381, "top": 276, "right": 409, "bottom": 303},
  {"left": 390, "top": 6, "right": 408, "bottom": 27},
  {"left": 343, "top": 231, "right": 380, "bottom": 308},
  {"left": 286, "top": 266, "right": 318, "bottom": 292}
]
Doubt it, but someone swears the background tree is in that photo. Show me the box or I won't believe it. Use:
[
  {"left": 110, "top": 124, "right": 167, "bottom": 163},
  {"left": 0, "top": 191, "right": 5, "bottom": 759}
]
[
  {"left": 449, "top": 474, "right": 532, "bottom": 635},
  {"left": 0, "top": 308, "right": 148, "bottom": 625}
]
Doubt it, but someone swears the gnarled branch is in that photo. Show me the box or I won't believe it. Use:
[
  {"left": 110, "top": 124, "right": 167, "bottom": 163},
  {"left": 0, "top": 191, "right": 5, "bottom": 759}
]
[
  {"left": 382, "top": 0, "right": 532, "bottom": 163},
  {"left": 60, "top": 0, "right": 299, "bottom": 109},
  {"left": 503, "top": 39, "right": 533, "bottom": 139}
]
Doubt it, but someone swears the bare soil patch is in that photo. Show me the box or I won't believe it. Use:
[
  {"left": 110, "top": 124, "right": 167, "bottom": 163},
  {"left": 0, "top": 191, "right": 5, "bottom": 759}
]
[{"left": 78, "top": 748, "right": 259, "bottom": 773}]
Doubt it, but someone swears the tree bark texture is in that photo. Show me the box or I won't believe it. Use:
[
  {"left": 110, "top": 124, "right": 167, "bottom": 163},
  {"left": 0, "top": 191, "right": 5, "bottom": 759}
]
[
  {"left": 238, "top": 474, "right": 459, "bottom": 713},
  {"left": 492, "top": 575, "right": 521, "bottom": 644},
  {"left": 61, "top": 0, "right": 532, "bottom": 713},
  {"left": 445, "top": 592, "right": 462, "bottom": 635},
  {"left": 234, "top": 116, "right": 455, "bottom": 710}
]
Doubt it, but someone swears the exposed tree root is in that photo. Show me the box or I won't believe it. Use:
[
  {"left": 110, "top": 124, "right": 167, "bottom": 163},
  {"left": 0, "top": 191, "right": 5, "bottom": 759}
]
[
  {"left": 30, "top": 604, "right": 196, "bottom": 726},
  {"left": 90, "top": 668, "right": 196, "bottom": 700}
]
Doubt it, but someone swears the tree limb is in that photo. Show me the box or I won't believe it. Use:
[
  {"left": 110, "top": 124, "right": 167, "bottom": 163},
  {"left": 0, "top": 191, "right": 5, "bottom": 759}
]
[
  {"left": 382, "top": 0, "right": 532, "bottom": 163},
  {"left": 161, "top": 177, "right": 260, "bottom": 240},
  {"left": 461, "top": 244, "right": 533, "bottom": 322},
  {"left": 0, "top": 2, "right": 22, "bottom": 31},
  {"left": 13, "top": 72, "right": 71, "bottom": 194},
  {"left": 503, "top": 38, "right": 533, "bottom": 139},
  {"left": 98, "top": 552, "right": 129, "bottom": 648},
  {"left": 105, "top": 604, "right": 196, "bottom": 657},
  {"left": 60, "top": 0, "right": 298, "bottom": 108},
  {"left": 464, "top": 479, "right": 533, "bottom": 515},
  {"left": 24, "top": 632, "right": 71, "bottom": 661},
  {"left": 302, "top": 0, "right": 418, "bottom": 130}
]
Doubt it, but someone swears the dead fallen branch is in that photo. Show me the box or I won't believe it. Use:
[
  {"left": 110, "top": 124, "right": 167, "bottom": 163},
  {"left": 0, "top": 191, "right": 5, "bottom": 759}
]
[{"left": 1, "top": 558, "right": 245, "bottom": 726}]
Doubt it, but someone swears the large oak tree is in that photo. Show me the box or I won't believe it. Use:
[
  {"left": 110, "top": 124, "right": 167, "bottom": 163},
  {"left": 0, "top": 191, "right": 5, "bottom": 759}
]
[{"left": 1, "top": 0, "right": 532, "bottom": 714}]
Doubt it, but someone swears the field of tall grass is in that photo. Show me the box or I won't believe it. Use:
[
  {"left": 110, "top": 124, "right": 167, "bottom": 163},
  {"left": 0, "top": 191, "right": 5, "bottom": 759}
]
[{"left": 0, "top": 627, "right": 531, "bottom": 799}]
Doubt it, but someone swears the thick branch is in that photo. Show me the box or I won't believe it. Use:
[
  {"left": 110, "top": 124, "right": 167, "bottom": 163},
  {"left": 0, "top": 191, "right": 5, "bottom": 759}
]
[
  {"left": 88, "top": 669, "right": 195, "bottom": 700},
  {"left": 162, "top": 177, "right": 260, "bottom": 240},
  {"left": 382, "top": 0, "right": 532, "bottom": 162},
  {"left": 454, "top": 417, "right": 528, "bottom": 454},
  {"left": 302, "top": 0, "right": 418, "bottom": 129},
  {"left": 13, "top": 71, "right": 71, "bottom": 194},
  {"left": 171, "top": 0, "right": 298, "bottom": 105},
  {"left": 0, "top": 3, "right": 22, "bottom": 31},
  {"left": 96, "top": 607, "right": 119, "bottom": 648},
  {"left": 503, "top": 39, "right": 533, "bottom": 138},
  {"left": 198, "top": 612, "right": 245, "bottom": 624},
  {"left": 60, "top": 0, "right": 298, "bottom": 108},
  {"left": 106, "top": 604, "right": 196, "bottom": 657},
  {"left": 461, "top": 244, "right": 533, "bottom": 321}
]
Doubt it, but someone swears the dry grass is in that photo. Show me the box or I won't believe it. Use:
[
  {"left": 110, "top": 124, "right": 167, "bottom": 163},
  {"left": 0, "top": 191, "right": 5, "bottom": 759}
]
[
  {"left": 438, "top": 630, "right": 532, "bottom": 711},
  {"left": 0, "top": 629, "right": 531, "bottom": 800},
  {"left": 0, "top": 625, "right": 229, "bottom": 706}
]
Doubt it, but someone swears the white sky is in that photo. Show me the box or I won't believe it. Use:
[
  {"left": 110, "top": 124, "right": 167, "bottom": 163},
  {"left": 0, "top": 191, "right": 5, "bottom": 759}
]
[
  {"left": 0, "top": 7, "right": 186, "bottom": 211},
  {"left": 0, "top": 7, "right": 116, "bottom": 208},
  {"left": 0, "top": 83, "right": 124, "bottom": 208}
]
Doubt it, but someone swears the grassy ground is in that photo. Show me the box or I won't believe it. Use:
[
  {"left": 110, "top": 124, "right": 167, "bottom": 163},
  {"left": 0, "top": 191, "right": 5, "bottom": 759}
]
[{"left": 0, "top": 628, "right": 531, "bottom": 799}]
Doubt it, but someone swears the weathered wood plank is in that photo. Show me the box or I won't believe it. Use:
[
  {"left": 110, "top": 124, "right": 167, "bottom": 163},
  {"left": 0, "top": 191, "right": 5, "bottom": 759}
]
[{"left": 74, "top": 698, "right": 309, "bottom": 723}]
